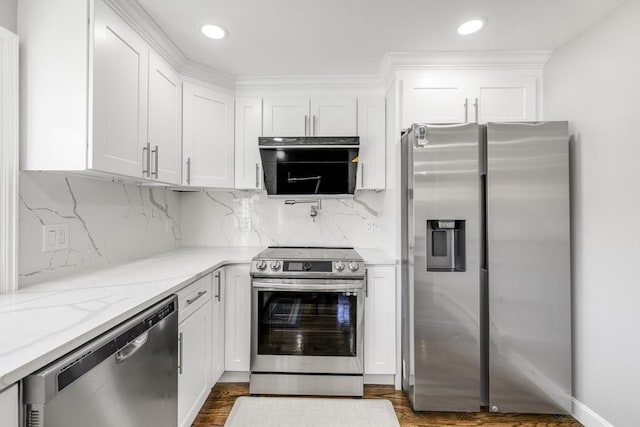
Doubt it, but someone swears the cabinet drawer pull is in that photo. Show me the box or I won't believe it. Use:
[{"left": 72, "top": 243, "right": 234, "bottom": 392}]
[
  {"left": 215, "top": 271, "right": 221, "bottom": 302},
  {"left": 365, "top": 268, "right": 369, "bottom": 298},
  {"left": 186, "top": 157, "right": 191, "bottom": 185},
  {"left": 142, "top": 143, "right": 150, "bottom": 177},
  {"left": 186, "top": 290, "right": 207, "bottom": 305},
  {"left": 255, "top": 163, "right": 260, "bottom": 188},
  {"left": 313, "top": 115, "right": 317, "bottom": 136},
  {"left": 474, "top": 98, "right": 479, "bottom": 123},
  {"left": 151, "top": 145, "right": 159, "bottom": 178},
  {"left": 361, "top": 162, "right": 365, "bottom": 188},
  {"left": 178, "top": 332, "right": 183, "bottom": 375},
  {"left": 304, "top": 115, "right": 309, "bottom": 136},
  {"left": 464, "top": 98, "right": 469, "bottom": 123}
]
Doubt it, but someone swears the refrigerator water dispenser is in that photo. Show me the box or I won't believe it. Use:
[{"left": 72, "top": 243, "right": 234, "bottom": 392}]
[{"left": 426, "top": 220, "right": 466, "bottom": 272}]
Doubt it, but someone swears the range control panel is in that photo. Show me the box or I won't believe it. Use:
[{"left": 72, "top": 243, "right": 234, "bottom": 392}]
[{"left": 251, "top": 259, "right": 364, "bottom": 276}]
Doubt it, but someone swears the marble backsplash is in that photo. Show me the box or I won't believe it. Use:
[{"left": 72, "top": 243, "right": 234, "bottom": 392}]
[
  {"left": 180, "top": 190, "right": 387, "bottom": 249},
  {"left": 19, "top": 173, "right": 181, "bottom": 286}
]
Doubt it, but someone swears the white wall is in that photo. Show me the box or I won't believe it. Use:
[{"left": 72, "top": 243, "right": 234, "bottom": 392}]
[
  {"left": 0, "top": 0, "right": 16, "bottom": 33},
  {"left": 544, "top": 1, "right": 640, "bottom": 426},
  {"left": 180, "top": 190, "right": 388, "bottom": 250},
  {"left": 19, "top": 173, "right": 181, "bottom": 286}
]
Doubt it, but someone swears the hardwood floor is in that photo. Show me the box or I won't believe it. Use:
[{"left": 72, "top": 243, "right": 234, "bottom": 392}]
[{"left": 192, "top": 383, "right": 582, "bottom": 427}]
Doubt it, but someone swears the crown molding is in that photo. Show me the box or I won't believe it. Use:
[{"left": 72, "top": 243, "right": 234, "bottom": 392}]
[
  {"left": 105, "top": 0, "right": 236, "bottom": 90},
  {"left": 378, "top": 50, "right": 552, "bottom": 84},
  {"left": 235, "top": 74, "right": 382, "bottom": 92}
]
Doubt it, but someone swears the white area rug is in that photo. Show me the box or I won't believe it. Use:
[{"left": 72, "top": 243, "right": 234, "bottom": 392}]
[{"left": 224, "top": 396, "right": 400, "bottom": 427}]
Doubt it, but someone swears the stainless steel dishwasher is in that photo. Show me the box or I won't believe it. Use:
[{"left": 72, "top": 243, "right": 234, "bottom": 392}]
[{"left": 23, "top": 295, "right": 178, "bottom": 427}]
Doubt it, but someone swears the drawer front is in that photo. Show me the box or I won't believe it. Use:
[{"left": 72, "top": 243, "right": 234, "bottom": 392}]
[{"left": 177, "top": 273, "right": 212, "bottom": 322}]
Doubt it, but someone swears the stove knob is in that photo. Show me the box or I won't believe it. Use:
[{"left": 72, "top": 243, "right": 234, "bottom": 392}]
[
  {"left": 302, "top": 262, "right": 312, "bottom": 271},
  {"left": 335, "top": 261, "right": 345, "bottom": 271},
  {"left": 256, "top": 260, "right": 267, "bottom": 270},
  {"left": 348, "top": 262, "right": 359, "bottom": 272},
  {"left": 270, "top": 260, "right": 281, "bottom": 270}
]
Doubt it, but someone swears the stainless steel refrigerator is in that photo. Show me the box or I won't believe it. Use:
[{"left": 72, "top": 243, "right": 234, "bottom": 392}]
[{"left": 401, "top": 122, "right": 571, "bottom": 414}]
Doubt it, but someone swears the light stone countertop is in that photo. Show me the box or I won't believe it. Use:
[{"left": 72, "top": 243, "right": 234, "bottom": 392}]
[
  {"left": 0, "top": 247, "right": 261, "bottom": 390},
  {"left": 0, "top": 246, "right": 396, "bottom": 391}
]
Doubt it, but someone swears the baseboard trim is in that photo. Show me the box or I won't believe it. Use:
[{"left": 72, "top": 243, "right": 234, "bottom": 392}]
[
  {"left": 219, "top": 371, "right": 250, "bottom": 383},
  {"left": 364, "top": 374, "right": 395, "bottom": 385},
  {"left": 572, "top": 398, "right": 613, "bottom": 427}
]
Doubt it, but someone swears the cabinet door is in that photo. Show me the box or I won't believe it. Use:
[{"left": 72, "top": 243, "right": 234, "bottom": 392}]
[
  {"left": 92, "top": 0, "right": 148, "bottom": 178},
  {"left": 310, "top": 96, "right": 357, "bottom": 136},
  {"left": 263, "top": 96, "right": 309, "bottom": 137},
  {"left": 357, "top": 96, "right": 386, "bottom": 190},
  {"left": 472, "top": 76, "right": 537, "bottom": 123},
  {"left": 148, "top": 51, "right": 182, "bottom": 185},
  {"left": 234, "top": 97, "right": 263, "bottom": 189},
  {"left": 211, "top": 268, "right": 226, "bottom": 383},
  {"left": 183, "top": 82, "right": 234, "bottom": 188},
  {"left": 224, "top": 264, "right": 251, "bottom": 372},
  {"left": 364, "top": 266, "right": 396, "bottom": 375},
  {"left": 0, "top": 384, "right": 19, "bottom": 427},
  {"left": 404, "top": 78, "right": 469, "bottom": 128},
  {"left": 178, "top": 300, "right": 212, "bottom": 427}
]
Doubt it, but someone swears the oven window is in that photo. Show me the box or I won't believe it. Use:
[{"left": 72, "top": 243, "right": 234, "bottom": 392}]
[{"left": 257, "top": 291, "right": 357, "bottom": 357}]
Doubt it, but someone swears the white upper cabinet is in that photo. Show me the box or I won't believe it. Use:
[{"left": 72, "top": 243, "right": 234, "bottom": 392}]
[
  {"left": 182, "top": 82, "right": 235, "bottom": 188},
  {"left": 262, "top": 96, "right": 309, "bottom": 137},
  {"left": 19, "top": 0, "right": 185, "bottom": 183},
  {"left": 472, "top": 76, "right": 537, "bottom": 123},
  {"left": 310, "top": 96, "right": 357, "bottom": 136},
  {"left": 235, "top": 97, "right": 263, "bottom": 190},
  {"left": 402, "top": 71, "right": 539, "bottom": 128},
  {"left": 357, "top": 96, "right": 386, "bottom": 190},
  {"left": 91, "top": 0, "right": 149, "bottom": 178},
  {"left": 263, "top": 96, "right": 357, "bottom": 137},
  {"left": 148, "top": 51, "right": 182, "bottom": 185},
  {"left": 410, "top": 79, "right": 469, "bottom": 125}
]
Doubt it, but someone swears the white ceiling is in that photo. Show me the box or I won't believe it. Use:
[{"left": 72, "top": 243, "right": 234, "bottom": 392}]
[{"left": 137, "top": 0, "right": 624, "bottom": 77}]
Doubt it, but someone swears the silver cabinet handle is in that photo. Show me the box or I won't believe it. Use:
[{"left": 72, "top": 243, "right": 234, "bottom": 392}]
[
  {"left": 142, "top": 143, "right": 150, "bottom": 177},
  {"left": 304, "top": 115, "right": 309, "bottom": 136},
  {"left": 151, "top": 145, "right": 159, "bottom": 178},
  {"left": 215, "top": 271, "right": 221, "bottom": 302},
  {"left": 313, "top": 115, "right": 317, "bottom": 136},
  {"left": 186, "top": 157, "right": 191, "bottom": 185},
  {"left": 186, "top": 290, "right": 207, "bottom": 305},
  {"left": 178, "top": 331, "right": 183, "bottom": 375},
  {"left": 255, "top": 163, "right": 260, "bottom": 188},
  {"left": 360, "top": 162, "right": 365, "bottom": 188},
  {"left": 365, "top": 268, "right": 369, "bottom": 298},
  {"left": 464, "top": 98, "right": 469, "bottom": 123},
  {"left": 474, "top": 98, "right": 479, "bottom": 123},
  {"left": 115, "top": 331, "right": 148, "bottom": 363}
]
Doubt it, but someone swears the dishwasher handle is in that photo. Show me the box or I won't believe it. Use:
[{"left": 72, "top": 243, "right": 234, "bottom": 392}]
[{"left": 115, "top": 331, "right": 149, "bottom": 363}]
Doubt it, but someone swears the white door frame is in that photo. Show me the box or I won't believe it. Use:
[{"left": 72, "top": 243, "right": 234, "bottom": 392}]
[{"left": 0, "top": 26, "right": 19, "bottom": 293}]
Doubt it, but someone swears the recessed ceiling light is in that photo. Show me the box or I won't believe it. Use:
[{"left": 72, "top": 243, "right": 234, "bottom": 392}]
[
  {"left": 201, "top": 24, "right": 228, "bottom": 40},
  {"left": 457, "top": 18, "right": 487, "bottom": 35}
]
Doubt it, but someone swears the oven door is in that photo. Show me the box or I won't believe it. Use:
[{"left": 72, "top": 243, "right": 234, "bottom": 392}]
[{"left": 251, "top": 278, "right": 364, "bottom": 375}]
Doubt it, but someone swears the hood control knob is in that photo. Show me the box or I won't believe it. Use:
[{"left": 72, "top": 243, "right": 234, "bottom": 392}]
[
  {"left": 348, "top": 262, "right": 359, "bottom": 271},
  {"left": 256, "top": 260, "right": 267, "bottom": 270},
  {"left": 335, "top": 261, "right": 345, "bottom": 271},
  {"left": 270, "top": 261, "right": 281, "bottom": 270}
]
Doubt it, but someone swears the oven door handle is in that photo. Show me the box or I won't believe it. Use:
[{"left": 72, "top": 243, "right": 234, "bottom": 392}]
[{"left": 252, "top": 281, "right": 363, "bottom": 292}]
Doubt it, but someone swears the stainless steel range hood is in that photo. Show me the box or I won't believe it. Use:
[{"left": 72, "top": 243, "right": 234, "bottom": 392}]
[{"left": 259, "top": 136, "right": 359, "bottom": 198}]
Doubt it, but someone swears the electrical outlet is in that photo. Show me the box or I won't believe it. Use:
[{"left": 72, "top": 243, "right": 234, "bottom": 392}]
[
  {"left": 365, "top": 220, "right": 374, "bottom": 233},
  {"left": 239, "top": 217, "right": 251, "bottom": 232},
  {"left": 42, "top": 224, "right": 69, "bottom": 252}
]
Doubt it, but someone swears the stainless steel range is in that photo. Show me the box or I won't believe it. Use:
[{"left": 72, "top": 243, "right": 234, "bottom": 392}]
[{"left": 250, "top": 246, "right": 365, "bottom": 396}]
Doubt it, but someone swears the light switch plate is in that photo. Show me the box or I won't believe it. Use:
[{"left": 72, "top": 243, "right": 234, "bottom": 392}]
[
  {"left": 365, "top": 220, "right": 374, "bottom": 233},
  {"left": 42, "top": 224, "right": 69, "bottom": 252}
]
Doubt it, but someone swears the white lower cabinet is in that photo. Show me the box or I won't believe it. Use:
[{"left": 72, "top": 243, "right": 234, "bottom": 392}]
[
  {"left": 0, "top": 384, "right": 19, "bottom": 427},
  {"left": 224, "top": 264, "right": 252, "bottom": 372},
  {"left": 364, "top": 266, "right": 397, "bottom": 375},
  {"left": 211, "top": 268, "right": 226, "bottom": 383},
  {"left": 178, "top": 275, "right": 213, "bottom": 427}
]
